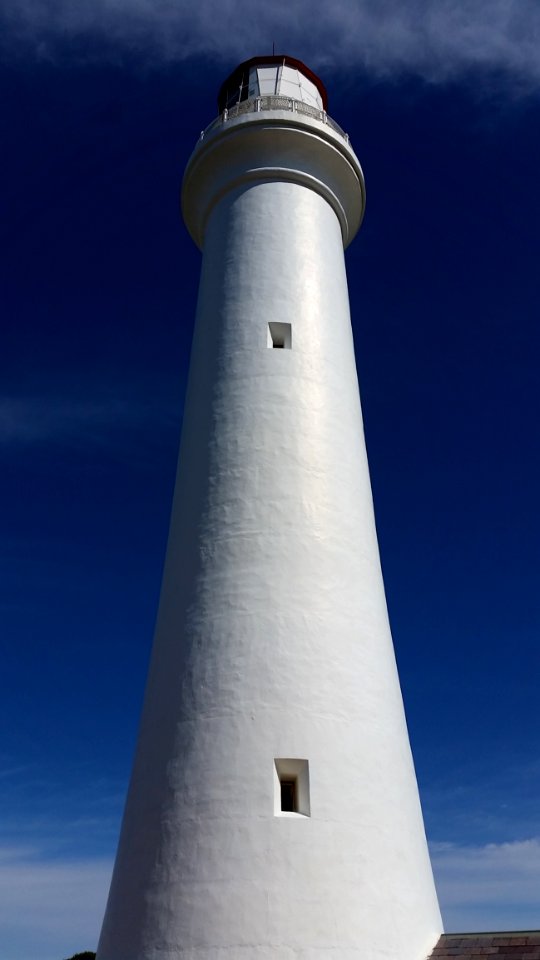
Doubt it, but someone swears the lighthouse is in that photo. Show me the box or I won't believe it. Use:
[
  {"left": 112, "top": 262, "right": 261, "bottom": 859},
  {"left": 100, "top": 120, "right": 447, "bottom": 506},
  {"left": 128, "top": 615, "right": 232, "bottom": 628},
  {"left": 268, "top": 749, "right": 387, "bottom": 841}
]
[{"left": 96, "top": 56, "right": 443, "bottom": 960}]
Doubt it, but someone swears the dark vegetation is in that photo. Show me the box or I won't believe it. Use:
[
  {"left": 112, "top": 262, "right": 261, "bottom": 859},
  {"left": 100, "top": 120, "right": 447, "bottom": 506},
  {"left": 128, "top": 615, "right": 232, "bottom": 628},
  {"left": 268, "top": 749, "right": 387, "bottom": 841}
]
[{"left": 63, "top": 953, "right": 96, "bottom": 960}]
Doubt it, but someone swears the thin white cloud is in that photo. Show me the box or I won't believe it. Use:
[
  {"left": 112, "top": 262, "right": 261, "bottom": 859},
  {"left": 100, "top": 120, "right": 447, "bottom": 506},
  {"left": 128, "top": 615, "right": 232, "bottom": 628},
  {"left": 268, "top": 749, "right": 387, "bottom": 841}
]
[
  {"left": 422, "top": 758, "right": 540, "bottom": 845},
  {"left": 0, "top": 837, "right": 539, "bottom": 958},
  {"left": 1, "top": 0, "right": 539, "bottom": 88},
  {"left": 0, "top": 845, "right": 111, "bottom": 960},
  {"left": 0, "top": 392, "right": 179, "bottom": 456},
  {"left": 0, "top": 762, "right": 125, "bottom": 859},
  {"left": 431, "top": 837, "right": 540, "bottom": 930}
]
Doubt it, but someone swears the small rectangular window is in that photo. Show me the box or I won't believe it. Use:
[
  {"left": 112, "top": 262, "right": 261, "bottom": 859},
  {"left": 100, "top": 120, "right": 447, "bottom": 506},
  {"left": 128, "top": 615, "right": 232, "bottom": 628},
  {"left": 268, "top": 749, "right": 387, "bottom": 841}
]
[
  {"left": 274, "top": 758, "right": 310, "bottom": 817},
  {"left": 268, "top": 322, "right": 292, "bottom": 350}
]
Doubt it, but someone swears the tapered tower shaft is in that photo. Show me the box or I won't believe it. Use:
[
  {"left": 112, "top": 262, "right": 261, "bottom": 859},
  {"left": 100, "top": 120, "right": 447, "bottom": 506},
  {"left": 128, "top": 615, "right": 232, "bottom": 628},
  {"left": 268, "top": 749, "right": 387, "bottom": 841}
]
[{"left": 97, "top": 57, "right": 442, "bottom": 960}]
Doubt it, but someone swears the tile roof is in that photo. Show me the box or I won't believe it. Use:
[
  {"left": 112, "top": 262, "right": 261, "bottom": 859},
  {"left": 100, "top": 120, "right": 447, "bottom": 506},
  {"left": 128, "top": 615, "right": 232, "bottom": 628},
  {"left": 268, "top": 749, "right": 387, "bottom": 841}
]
[{"left": 429, "top": 933, "right": 540, "bottom": 960}]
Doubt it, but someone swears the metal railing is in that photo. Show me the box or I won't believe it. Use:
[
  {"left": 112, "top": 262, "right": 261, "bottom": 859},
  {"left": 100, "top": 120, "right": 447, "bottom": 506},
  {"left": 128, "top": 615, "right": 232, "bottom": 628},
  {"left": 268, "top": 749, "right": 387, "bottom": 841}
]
[{"left": 199, "top": 95, "right": 350, "bottom": 144}]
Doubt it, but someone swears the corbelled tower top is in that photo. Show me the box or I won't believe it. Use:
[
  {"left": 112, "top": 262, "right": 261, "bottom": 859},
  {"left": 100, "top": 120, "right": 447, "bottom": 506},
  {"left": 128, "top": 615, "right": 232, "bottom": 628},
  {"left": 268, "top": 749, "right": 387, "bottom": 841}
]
[{"left": 182, "top": 54, "right": 365, "bottom": 251}]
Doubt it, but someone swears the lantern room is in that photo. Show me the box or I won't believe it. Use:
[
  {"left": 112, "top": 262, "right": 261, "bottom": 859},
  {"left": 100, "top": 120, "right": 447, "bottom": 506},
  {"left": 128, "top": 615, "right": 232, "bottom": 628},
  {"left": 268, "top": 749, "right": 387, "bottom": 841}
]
[{"left": 217, "top": 55, "right": 328, "bottom": 113}]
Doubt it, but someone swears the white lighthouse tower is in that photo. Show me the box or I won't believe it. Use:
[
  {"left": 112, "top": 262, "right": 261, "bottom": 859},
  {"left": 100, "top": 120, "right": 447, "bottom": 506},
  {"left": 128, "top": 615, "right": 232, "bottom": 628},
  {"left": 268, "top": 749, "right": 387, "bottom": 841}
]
[{"left": 97, "top": 56, "right": 443, "bottom": 960}]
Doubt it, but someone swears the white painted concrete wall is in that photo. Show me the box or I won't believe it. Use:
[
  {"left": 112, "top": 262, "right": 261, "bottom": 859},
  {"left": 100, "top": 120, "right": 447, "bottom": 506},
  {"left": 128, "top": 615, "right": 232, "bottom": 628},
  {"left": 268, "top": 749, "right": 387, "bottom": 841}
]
[{"left": 97, "top": 98, "right": 442, "bottom": 960}]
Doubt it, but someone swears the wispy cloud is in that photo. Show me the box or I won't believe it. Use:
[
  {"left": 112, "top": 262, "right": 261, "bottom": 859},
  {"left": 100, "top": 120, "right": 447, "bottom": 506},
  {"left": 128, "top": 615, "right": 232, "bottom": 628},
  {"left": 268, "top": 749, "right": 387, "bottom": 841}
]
[
  {"left": 0, "top": 844, "right": 111, "bottom": 960},
  {"left": 431, "top": 837, "right": 540, "bottom": 931},
  {"left": 0, "top": 764, "right": 121, "bottom": 958},
  {"left": 422, "top": 758, "right": 540, "bottom": 848},
  {"left": 0, "top": 390, "right": 181, "bottom": 468},
  {"left": 1, "top": 0, "right": 539, "bottom": 89},
  {"left": 0, "top": 763, "right": 124, "bottom": 855},
  {"left": 1, "top": 836, "right": 539, "bottom": 960}
]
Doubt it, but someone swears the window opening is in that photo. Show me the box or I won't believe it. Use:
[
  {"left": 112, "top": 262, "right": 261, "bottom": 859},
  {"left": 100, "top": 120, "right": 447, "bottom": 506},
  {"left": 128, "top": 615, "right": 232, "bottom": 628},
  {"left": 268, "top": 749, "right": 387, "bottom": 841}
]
[
  {"left": 274, "top": 759, "right": 310, "bottom": 817},
  {"left": 267, "top": 322, "right": 292, "bottom": 349}
]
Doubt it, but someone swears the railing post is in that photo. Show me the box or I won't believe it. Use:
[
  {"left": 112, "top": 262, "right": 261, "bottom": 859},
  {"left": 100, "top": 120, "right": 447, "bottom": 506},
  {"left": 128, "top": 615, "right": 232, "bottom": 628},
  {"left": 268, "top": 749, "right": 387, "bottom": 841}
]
[{"left": 223, "top": 108, "right": 228, "bottom": 122}]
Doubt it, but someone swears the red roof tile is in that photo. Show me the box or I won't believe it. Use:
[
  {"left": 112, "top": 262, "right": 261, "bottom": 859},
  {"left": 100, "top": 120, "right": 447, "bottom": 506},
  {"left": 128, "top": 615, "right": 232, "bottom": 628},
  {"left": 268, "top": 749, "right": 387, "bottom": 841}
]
[{"left": 428, "top": 934, "right": 540, "bottom": 960}]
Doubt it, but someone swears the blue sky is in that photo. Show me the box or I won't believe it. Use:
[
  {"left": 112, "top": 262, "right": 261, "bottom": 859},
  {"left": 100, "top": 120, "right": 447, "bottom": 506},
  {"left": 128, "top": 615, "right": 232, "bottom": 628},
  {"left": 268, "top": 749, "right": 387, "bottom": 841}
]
[{"left": 1, "top": 2, "right": 540, "bottom": 958}]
